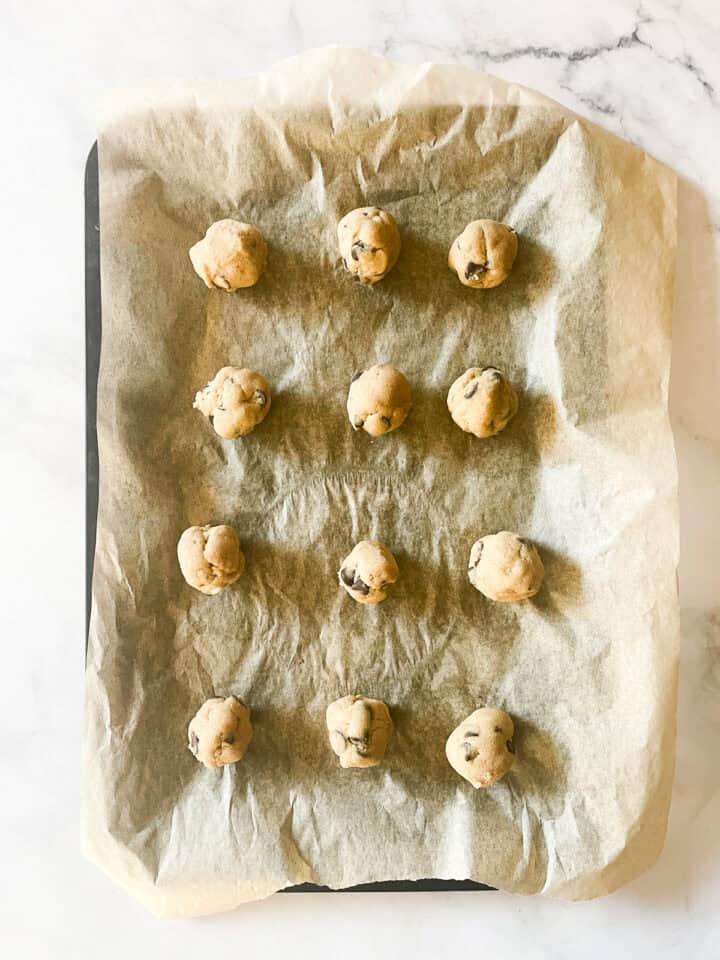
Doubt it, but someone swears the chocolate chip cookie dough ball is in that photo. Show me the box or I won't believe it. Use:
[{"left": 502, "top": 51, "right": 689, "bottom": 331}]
[
  {"left": 337, "top": 206, "right": 401, "bottom": 284},
  {"left": 347, "top": 364, "right": 412, "bottom": 436},
  {"left": 193, "top": 366, "right": 271, "bottom": 439},
  {"left": 189, "top": 219, "right": 267, "bottom": 290},
  {"left": 447, "top": 366, "right": 518, "bottom": 438},
  {"left": 448, "top": 219, "right": 518, "bottom": 289},
  {"left": 468, "top": 531, "right": 544, "bottom": 602},
  {"left": 326, "top": 695, "right": 393, "bottom": 769},
  {"left": 188, "top": 696, "right": 253, "bottom": 769},
  {"left": 177, "top": 524, "right": 245, "bottom": 595},
  {"left": 446, "top": 707, "right": 515, "bottom": 788},
  {"left": 338, "top": 540, "right": 399, "bottom": 605}
]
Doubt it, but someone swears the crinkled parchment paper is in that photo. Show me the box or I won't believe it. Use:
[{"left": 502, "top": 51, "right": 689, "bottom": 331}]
[{"left": 83, "top": 48, "right": 679, "bottom": 917}]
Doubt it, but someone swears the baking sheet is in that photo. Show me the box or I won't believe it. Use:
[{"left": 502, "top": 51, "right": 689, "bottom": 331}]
[{"left": 82, "top": 47, "right": 679, "bottom": 917}]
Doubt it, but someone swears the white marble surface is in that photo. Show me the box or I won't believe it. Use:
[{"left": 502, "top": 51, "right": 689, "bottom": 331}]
[{"left": 2, "top": 1, "right": 718, "bottom": 956}]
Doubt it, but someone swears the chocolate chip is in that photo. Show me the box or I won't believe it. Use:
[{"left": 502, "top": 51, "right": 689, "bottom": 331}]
[
  {"left": 494, "top": 726, "right": 503, "bottom": 733},
  {"left": 339, "top": 567, "right": 355, "bottom": 587},
  {"left": 351, "top": 370, "right": 364, "bottom": 383},
  {"left": 351, "top": 576, "right": 371, "bottom": 596},
  {"left": 189, "top": 731, "right": 199, "bottom": 755},
  {"left": 348, "top": 735, "right": 370, "bottom": 756},
  {"left": 254, "top": 389, "right": 267, "bottom": 407},
  {"left": 463, "top": 731, "right": 479, "bottom": 737},
  {"left": 461, "top": 741, "right": 478, "bottom": 762},
  {"left": 463, "top": 382, "right": 478, "bottom": 400},
  {"left": 506, "top": 739, "right": 515, "bottom": 754},
  {"left": 465, "top": 261, "right": 488, "bottom": 280}
]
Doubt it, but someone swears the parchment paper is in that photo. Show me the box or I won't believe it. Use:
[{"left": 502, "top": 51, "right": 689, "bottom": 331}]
[{"left": 83, "top": 48, "right": 679, "bottom": 917}]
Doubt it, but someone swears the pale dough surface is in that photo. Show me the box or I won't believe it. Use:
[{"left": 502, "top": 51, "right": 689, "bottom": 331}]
[
  {"left": 448, "top": 219, "right": 518, "bottom": 289},
  {"left": 188, "top": 696, "right": 253, "bottom": 769},
  {"left": 177, "top": 524, "right": 245, "bottom": 595},
  {"left": 338, "top": 539, "right": 399, "bottom": 604},
  {"left": 468, "top": 531, "right": 544, "bottom": 602},
  {"left": 445, "top": 707, "right": 515, "bottom": 788},
  {"left": 447, "top": 366, "right": 518, "bottom": 438},
  {"left": 189, "top": 219, "right": 267, "bottom": 290},
  {"left": 347, "top": 364, "right": 412, "bottom": 436},
  {"left": 337, "top": 206, "right": 401, "bottom": 284},
  {"left": 326, "top": 695, "right": 393, "bottom": 768},
  {"left": 193, "top": 366, "right": 271, "bottom": 439}
]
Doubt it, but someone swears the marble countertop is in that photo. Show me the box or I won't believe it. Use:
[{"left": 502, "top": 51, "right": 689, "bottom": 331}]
[{"left": 3, "top": 1, "right": 718, "bottom": 956}]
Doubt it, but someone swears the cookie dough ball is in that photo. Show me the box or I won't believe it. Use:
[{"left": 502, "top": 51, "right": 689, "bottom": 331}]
[
  {"left": 447, "top": 366, "right": 518, "bottom": 438},
  {"left": 193, "top": 366, "right": 271, "bottom": 439},
  {"left": 347, "top": 364, "right": 412, "bottom": 436},
  {"left": 326, "top": 695, "right": 393, "bottom": 769},
  {"left": 448, "top": 219, "right": 518, "bottom": 289},
  {"left": 189, "top": 219, "right": 267, "bottom": 290},
  {"left": 188, "top": 696, "right": 253, "bottom": 769},
  {"left": 468, "top": 531, "right": 544, "bottom": 602},
  {"left": 177, "top": 524, "right": 245, "bottom": 595},
  {"left": 337, "top": 206, "right": 401, "bottom": 285},
  {"left": 446, "top": 707, "right": 515, "bottom": 788},
  {"left": 338, "top": 540, "right": 399, "bottom": 605}
]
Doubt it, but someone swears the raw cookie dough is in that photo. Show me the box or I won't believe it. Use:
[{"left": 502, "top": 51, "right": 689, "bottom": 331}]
[
  {"left": 326, "top": 695, "right": 393, "bottom": 768},
  {"left": 188, "top": 696, "right": 253, "bottom": 769},
  {"left": 347, "top": 364, "right": 412, "bottom": 436},
  {"left": 448, "top": 219, "right": 518, "bottom": 289},
  {"left": 446, "top": 707, "right": 515, "bottom": 788},
  {"left": 468, "top": 531, "right": 544, "bottom": 602},
  {"left": 447, "top": 366, "right": 518, "bottom": 438},
  {"left": 177, "top": 524, "right": 245, "bottom": 595},
  {"left": 337, "top": 206, "right": 401, "bottom": 284},
  {"left": 338, "top": 540, "right": 399, "bottom": 605},
  {"left": 193, "top": 366, "right": 271, "bottom": 439},
  {"left": 189, "top": 219, "right": 267, "bottom": 290}
]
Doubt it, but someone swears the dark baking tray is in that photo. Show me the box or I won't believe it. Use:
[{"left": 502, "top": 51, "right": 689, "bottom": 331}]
[{"left": 84, "top": 143, "right": 492, "bottom": 895}]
